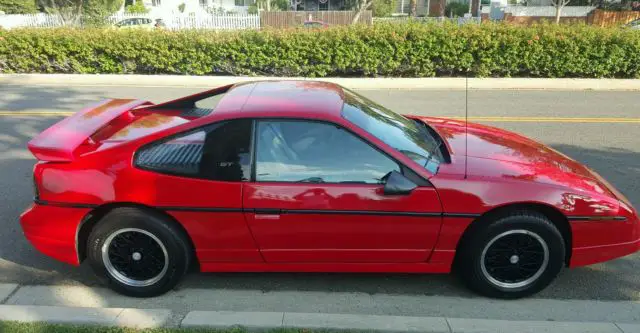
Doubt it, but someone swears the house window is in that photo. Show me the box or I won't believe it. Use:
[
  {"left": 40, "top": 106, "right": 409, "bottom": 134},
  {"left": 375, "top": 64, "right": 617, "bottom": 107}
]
[
  {"left": 152, "top": 0, "right": 161, "bottom": 6},
  {"left": 318, "top": 0, "right": 329, "bottom": 10},
  {"left": 235, "top": 0, "right": 253, "bottom": 5},
  {"left": 200, "top": 0, "right": 208, "bottom": 6}
]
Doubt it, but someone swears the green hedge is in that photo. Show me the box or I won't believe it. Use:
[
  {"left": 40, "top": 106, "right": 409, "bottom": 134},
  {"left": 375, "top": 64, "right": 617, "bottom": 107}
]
[
  {"left": 1, "top": 23, "right": 639, "bottom": 78},
  {"left": 0, "top": 0, "right": 37, "bottom": 14}
]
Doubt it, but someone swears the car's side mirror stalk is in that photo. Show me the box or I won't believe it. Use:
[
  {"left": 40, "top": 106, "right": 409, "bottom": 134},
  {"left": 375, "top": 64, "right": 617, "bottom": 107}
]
[{"left": 382, "top": 171, "right": 417, "bottom": 195}]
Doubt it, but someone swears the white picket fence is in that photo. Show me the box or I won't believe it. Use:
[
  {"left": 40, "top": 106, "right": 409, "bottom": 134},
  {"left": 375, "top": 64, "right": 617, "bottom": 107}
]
[
  {"left": 373, "top": 16, "right": 482, "bottom": 24},
  {"left": 170, "top": 14, "right": 260, "bottom": 30},
  {"left": 504, "top": 5, "right": 596, "bottom": 17},
  {"left": 0, "top": 12, "right": 260, "bottom": 30},
  {"left": 0, "top": 13, "right": 63, "bottom": 29}
]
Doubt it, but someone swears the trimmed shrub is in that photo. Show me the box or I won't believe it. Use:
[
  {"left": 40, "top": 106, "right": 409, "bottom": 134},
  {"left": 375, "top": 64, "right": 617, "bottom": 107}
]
[
  {"left": 0, "top": 0, "right": 37, "bottom": 14},
  {"left": 373, "top": 0, "right": 397, "bottom": 17},
  {"left": 0, "top": 22, "right": 639, "bottom": 78}
]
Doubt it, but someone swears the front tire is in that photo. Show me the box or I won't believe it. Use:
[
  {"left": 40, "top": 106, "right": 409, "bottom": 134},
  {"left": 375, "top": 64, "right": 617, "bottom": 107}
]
[
  {"left": 458, "top": 211, "right": 565, "bottom": 299},
  {"left": 87, "top": 207, "right": 192, "bottom": 297}
]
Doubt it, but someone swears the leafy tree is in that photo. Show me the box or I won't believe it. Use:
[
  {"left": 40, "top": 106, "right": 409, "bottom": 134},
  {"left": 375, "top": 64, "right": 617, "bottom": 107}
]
[
  {"left": 252, "top": 0, "right": 288, "bottom": 12},
  {"left": 125, "top": 0, "right": 147, "bottom": 13},
  {"left": 0, "top": 0, "right": 38, "bottom": 14},
  {"left": 372, "top": 0, "right": 395, "bottom": 17},
  {"left": 445, "top": 1, "right": 467, "bottom": 17},
  {"left": 272, "top": 0, "right": 288, "bottom": 10},
  {"left": 85, "top": 0, "right": 124, "bottom": 26},
  {"left": 37, "top": 0, "right": 123, "bottom": 26},
  {"left": 178, "top": 2, "right": 185, "bottom": 12}
]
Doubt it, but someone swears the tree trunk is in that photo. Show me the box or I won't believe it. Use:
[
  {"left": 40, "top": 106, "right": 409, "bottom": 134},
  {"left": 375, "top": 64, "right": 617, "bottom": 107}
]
[
  {"left": 266, "top": 0, "right": 271, "bottom": 12},
  {"left": 351, "top": 0, "right": 370, "bottom": 24},
  {"left": 351, "top": 8, "right": 362, "bottom": 24},
  {"left": 555, "top": 4, "right": 561, "bottom": 24},
  {"left": 409, "top": 0, "right": 416, "bottom": 16}
]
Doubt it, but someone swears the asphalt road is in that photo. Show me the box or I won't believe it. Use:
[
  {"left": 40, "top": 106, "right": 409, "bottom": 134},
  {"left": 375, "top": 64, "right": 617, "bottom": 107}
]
[{"left": 0, "top": 84, "right": 639, "bottom": 302}]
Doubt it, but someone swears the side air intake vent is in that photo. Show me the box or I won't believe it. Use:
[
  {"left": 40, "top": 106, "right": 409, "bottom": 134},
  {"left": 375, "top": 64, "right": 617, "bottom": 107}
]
[
  {"left": 136, "top": 143, "right": 203, "bottom": 175},
  {"left": 181, "top": 108, "right": 214, "bottom": 118}
]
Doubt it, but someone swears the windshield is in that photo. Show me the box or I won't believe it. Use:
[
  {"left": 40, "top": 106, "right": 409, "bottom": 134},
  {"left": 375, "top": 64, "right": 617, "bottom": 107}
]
[{"left": 341, "top": 89, "right": 442, "bottom": 174}]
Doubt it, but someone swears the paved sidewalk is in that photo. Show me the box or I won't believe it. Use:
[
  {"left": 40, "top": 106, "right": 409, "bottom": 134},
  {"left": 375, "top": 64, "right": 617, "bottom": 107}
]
[
  {"left": 6, "top": 284, "right": 640, "bottom": 323},
  {"left": 0, "top": 305, "right": 639, "bottom": 332},
  {"left": 1, "top": 283, "right": 640, "bottom": 332},
  {"left": 2, "top": 74, "right": 640, "bottom": 90}
]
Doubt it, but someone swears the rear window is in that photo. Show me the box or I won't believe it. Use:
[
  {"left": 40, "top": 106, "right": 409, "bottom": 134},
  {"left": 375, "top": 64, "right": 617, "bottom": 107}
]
[
  {"left": 135, "top": 119, "right": 252, "bottom": 181},
  {"left": 195, "top": 87, "right": 229, "bottom": 109},
  {"left": 153, "top": 85, "right": 230, "bottom": 118}
]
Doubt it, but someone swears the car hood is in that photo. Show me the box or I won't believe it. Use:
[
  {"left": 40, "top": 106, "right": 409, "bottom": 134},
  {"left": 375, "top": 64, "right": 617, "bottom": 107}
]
[{"left": 411, "top": 116, "right": 616, "bottom": 197}]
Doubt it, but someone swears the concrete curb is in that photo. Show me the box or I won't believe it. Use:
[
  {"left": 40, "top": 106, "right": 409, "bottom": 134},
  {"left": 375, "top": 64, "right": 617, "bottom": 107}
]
[
  {"left": 0, "top": 305, "right": 639, "bottom": 332},
  {"left": 2, "top": 74, "right": 640, "bottom": 90},
  {"left": 182, "top": 311, "right": 640, "bottom": 333},
  {"left": 0, "top": 305, "right": 172, "bottom": 329}
]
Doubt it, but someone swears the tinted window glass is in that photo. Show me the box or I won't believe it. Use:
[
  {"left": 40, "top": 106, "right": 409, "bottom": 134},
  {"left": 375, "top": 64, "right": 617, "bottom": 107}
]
[
  {"left": 341, "top": 89, "right": 441, "bottom": 173},
  {"left": 255, "top": 120, "right": 399, "bottom": 184},
  {"left": 136, "top": 120, "right": 252, "bottom": 181},
  {"left": 195, "top": 88, "right": 228, "bottom": 110}
]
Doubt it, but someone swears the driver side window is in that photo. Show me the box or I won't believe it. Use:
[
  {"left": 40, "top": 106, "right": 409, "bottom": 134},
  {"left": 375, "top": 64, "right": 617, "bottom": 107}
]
[{"left": 255, "top": 120, "right": 400, "bottom": 184}]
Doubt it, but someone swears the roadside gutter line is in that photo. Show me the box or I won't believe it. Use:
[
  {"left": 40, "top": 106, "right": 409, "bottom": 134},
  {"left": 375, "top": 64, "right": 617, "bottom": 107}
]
[{"left": 2, "top": 74, "right": 640, "bottom": 91}]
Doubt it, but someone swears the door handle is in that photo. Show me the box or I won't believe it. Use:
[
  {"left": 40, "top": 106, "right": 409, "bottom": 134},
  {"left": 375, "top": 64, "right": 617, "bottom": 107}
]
[{"left": 253, "top": 208, "right": 281, "bottom": 220}]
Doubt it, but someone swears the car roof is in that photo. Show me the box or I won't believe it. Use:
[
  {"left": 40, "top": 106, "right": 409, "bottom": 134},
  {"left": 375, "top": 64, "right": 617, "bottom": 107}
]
[{"left": 213, "top": 80, "right": 346, "bottom": 118}]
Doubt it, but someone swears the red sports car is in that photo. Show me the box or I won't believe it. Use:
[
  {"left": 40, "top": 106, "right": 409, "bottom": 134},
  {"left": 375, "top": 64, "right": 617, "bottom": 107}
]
[{"left": 20, "top": 81, "right": 639, "bottom": 298}]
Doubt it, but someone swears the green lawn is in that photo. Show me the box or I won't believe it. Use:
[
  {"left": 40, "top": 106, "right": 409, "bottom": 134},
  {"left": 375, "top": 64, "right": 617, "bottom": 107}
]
[{"left": 0, "top": 322, "right": 315, "bottom": 333}]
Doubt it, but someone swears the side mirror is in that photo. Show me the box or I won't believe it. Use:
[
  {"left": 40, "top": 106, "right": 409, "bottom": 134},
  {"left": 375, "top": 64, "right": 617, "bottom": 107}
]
[{"left": 382, "top": 171, "right": 417, "bottom": 195}]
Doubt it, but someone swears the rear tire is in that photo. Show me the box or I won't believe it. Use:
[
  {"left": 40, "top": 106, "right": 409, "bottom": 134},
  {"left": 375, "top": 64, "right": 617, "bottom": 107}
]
[
  {"left": 457, "top": 211, "right": 565, "bottom": 299},
  {"left": 87, "top": 207, "right": 191, "bottom": 297}
]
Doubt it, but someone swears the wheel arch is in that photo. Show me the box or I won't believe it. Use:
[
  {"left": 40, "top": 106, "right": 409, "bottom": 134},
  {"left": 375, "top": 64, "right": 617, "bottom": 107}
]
[
  {"left": 454, "top": 202, "right": 572, "bottom": 267},
  {"left": 76, "top": 202, "right": 196, "bottom": 266}
]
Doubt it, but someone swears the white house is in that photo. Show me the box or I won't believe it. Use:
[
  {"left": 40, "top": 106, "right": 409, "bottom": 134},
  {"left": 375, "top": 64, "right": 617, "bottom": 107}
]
[{"left": 121, "top": 0, "right": 253, "bottom": 17}]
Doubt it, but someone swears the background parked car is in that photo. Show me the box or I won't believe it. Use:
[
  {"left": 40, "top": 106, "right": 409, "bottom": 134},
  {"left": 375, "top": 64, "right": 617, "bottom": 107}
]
[
  {"left": 114, "top": 17, "right": 154, "bottom": 29},
  {"left": 303, "top": 20, "right": 329, "bottom": 29},
  {"left": 625, "top": 18, "right": 640, "bottom": 30},
  {"left": 154, "top": 19, "right": 167, "bottom": 29}
]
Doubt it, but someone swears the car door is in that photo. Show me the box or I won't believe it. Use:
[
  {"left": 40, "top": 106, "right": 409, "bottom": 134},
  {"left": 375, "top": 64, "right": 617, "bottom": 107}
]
[
  {"left": 243, "top": 119, "right": 443, "bottom": 263},
  {"left": 133, "top": 119, "right": 263, "bottom": 263}
]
